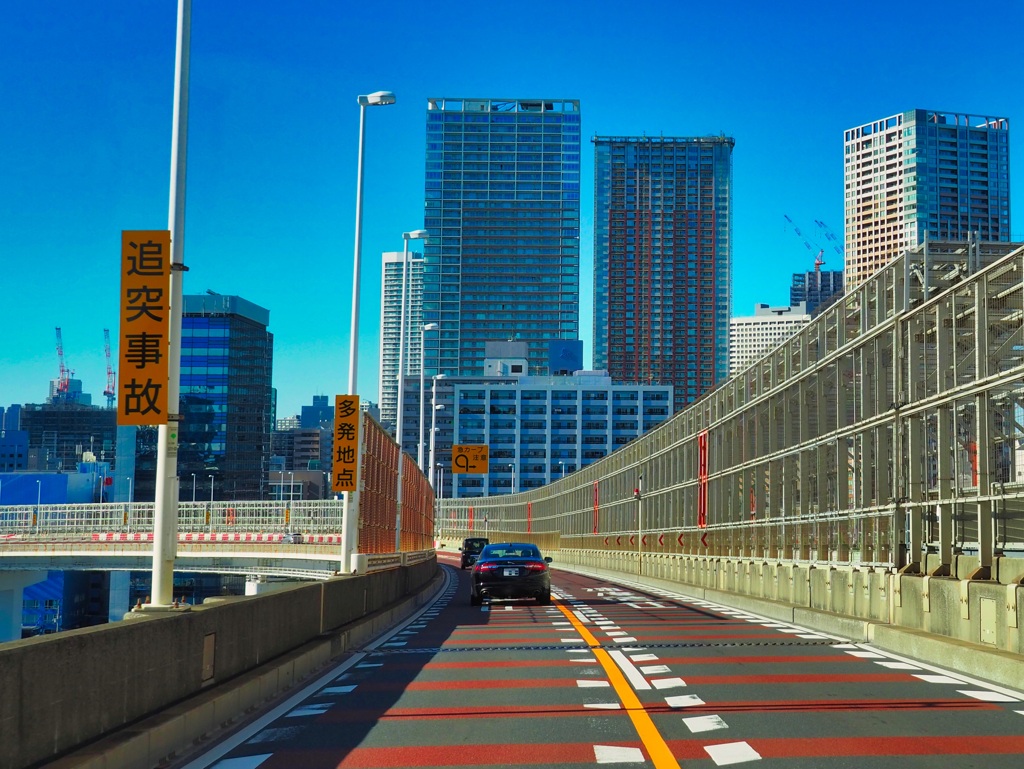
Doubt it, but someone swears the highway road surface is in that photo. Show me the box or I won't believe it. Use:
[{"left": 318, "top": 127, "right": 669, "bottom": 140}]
[{"left": 177, "top": 554, "right": 1024, "bottom": 768}]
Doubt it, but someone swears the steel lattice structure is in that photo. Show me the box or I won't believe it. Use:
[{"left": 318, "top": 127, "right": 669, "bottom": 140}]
[{"left": 440, "top": 239, "right": 1024, "bottom": 576}]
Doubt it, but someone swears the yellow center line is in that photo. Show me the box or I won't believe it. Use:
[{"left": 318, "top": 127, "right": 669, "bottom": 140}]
[{"left": 555, "top": 600, "right": 679, "bottom": 768}]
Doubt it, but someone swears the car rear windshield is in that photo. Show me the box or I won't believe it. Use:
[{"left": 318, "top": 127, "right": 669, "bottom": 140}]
[
  {"left": 481, "top": 545, "right": 540, "bottom": 559},
  {"left": 464, "top": 539, "right": 488, "bottom": 552}
]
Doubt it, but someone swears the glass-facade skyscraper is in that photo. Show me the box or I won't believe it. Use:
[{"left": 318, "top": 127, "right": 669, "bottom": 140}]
[
  {"left": 422, "top": 98, "right": 581, "bottom": 379},
  {"left": 844, "top": 109, "right": 1010, "bottom": 291},
  {"left": 790, "top": 268, "right": 844, "bottom": 316},
  {"left": 178, "top": 294, "right": 274, "bottom": 501},
  {"left": 593, "top": 136, "right": 734, "bottom": 408}
]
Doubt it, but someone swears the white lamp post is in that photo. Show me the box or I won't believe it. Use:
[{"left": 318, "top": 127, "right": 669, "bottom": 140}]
[
  {"left": 208, "top": 475, "right": 214, "bottom": 505},
  {"left": 191, "top": 473, "right": 196, "bottom": 503},
  {"left": 509, "top": 463, "right": 516, "bottom": 494},
  {"left": 429, "top": 404, "right": 445, "bottom": 487},
  {"left": 559, "top": 461, "right": 565, "bottom": 479},
  {"left": 279, "top": 470, "right": 285, "bottom": 502},
  {"left": 428, "top": 374, "right": 446, "bottom": 486},
  {"left": 394, "top": 229, "right": 428, "bottom": 553},
  {"left": 288, "top": 471, "right": 294, "bottom": 502},
  {"left": 342, "top": 89, "right": 395, "bottom": 572},
  {"left": 418, "top": 322, "right": 438, "bottom": 471}
]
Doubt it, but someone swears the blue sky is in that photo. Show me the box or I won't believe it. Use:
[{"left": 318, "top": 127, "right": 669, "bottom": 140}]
[{"left": 2, "top": 0, "right": 1022, "bottom": 418}]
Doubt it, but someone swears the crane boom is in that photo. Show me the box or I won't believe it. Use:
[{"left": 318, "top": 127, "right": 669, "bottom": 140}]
[
  {"left": 55, "top": 327, "right": 69, "bottom": 394},
  {"left": 103, "top": 329, "right": 115, "bottom": 408}
]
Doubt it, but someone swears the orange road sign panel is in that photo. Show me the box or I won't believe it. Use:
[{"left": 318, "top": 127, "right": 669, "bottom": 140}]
[
  {"left": 118, "top": 230, "right": 171, "bottom": 426},
  {"left": 332, "top": 395, "right": 360, "bottom": 492},
  {"left": 452, "top": 444, "right": 488, "bottom": 474}
]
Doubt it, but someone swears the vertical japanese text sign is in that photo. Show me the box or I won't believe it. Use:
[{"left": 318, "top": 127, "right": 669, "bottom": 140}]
[
  {"left": 118, "top": 231, "right": 171, "bottom": 425},
  {"left": 332, "top": 395, "right": 360, "bottom": 493}
]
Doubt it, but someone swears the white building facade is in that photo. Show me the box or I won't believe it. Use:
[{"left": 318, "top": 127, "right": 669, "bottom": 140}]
[{"left": 729, "top": 303, "right": 811, "bottom": 376}]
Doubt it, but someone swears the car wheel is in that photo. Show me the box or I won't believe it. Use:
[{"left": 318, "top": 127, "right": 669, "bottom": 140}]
[
  {"left": 470, "top": 591, "right": 482, "bottom": 606},
  {"left": 537, "top": 591, "right": 551, "bottom": 605}
]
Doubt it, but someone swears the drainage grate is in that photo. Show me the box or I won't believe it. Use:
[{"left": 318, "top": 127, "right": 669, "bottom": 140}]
[{"left": 364, "top": 639, "right": 845, "bottom": 655}]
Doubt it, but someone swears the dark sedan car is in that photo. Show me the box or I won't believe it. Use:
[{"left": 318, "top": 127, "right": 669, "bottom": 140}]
[{"left": 470, "top": 543, "right": 552, "bottom": 605}]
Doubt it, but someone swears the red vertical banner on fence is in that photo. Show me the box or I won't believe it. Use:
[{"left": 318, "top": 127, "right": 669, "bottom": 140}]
[
  {"left": 593, "top": 481, "right": 599, "bottom": 534},
  {"left": 527, "top": 501, "right": 532, "bottom": 533},
  {"left": 468, "top": 506, "right": 474, "bottom": 531},
  {"left": 697, "top": 429, "right": 709, "bottom": 529}
]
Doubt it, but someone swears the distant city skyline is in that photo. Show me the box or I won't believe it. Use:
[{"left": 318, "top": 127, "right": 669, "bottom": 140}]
[{"left": 2, "top": 1, "right": 1022, "bottom": 417}]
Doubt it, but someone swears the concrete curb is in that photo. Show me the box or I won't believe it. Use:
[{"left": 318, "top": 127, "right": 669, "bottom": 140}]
[
  {"left": 45, "top": 569, "right": 447, "bottom": 769},
  {"left": 557, "top": 562, "right": 1024, "bottom": 691}
]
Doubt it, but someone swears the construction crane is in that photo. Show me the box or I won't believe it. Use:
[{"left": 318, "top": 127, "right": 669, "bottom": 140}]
[
  {"left": 783, "top": 214, "right": 843, "bottom": 272},
  {"left": 103, "top": 329, "right": 115, "bottom": 409},
  {"left": 54, "top": 327, "right": 70, "bottom": 395}
]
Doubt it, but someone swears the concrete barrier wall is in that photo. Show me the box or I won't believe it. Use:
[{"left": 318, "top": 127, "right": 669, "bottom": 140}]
[{"left": 0, "top": 557, "right": 437, "bottom": 769}]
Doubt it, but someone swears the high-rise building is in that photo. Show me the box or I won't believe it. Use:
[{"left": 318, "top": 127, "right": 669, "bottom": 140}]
[
  {"left": 177, "top": 294, "right": 274, "bottom": 501},
  {"left": 593, "top": 136, "right": 735, "bottom": 408},
  {"left": 19, "top": 402, "right": 117, "bottom": 471},
  {"left": 379, "top": 250, "right": 423, "bottom": 432},
  {"left": 790, "top": 269, "right": 844, "bottom": 316},
  {"left": 844, "top": 109, "right": 1010, "bottom": 291},
  {"left": 729, "top": 303, "right": 811, "bottom": 376},
  {"left": 422, "top": 97, "right": 581, "bottom": 380}
]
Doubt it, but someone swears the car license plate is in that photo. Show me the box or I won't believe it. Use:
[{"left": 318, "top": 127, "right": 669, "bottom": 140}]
[{"left": 503, "top": 568, "right": 518, "bottom": 576}]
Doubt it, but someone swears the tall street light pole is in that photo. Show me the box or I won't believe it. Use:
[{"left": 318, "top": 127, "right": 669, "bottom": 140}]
[
  {"left": 151, "top": 0, "right": 192, "bottom": 608},
  {"left": 191, "top": 473, "right": 196, "bottom": 503},
  {"left": 208, "top": 475, "right": 214, "bottom": 505},
  {"left": 395, "top": 229, "right": 427, "bottom": 553},
  {"left": 509, "top": 463, "right": 516, "bottom": 494},
  {"left": 428, "top": 374, "right": 446, "bottom": 487},
  {"left": 418, "top": 321, "right": 438, "bottom": 472},
  {"left": 342, "top": 89, "right": 395, "bottom": 572},
  {"left": 391, "top": 228, "right": 423, "bottom": 552}
]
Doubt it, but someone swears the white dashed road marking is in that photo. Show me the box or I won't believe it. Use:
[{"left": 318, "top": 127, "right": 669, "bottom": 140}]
[
  {"left": 651, "top": 677, "right": 686, "bottom": 690},
  {"left": 666, "top": 694, "right": 706, "bottom": 708},
  {"left": 683, "top": 714, "right": 729, "bottom": 733},
  {"left": 959, "top": 690, "right": 1020, "bottom": 702},
  {"left": 913, "top": 674, "right": 963, "bottom": 684},
  {"left": 704, "top": 741, "right": 762, "bottom": 765},
  {"left": 594, "top": 745, "right": 645, "bottom": 763}
]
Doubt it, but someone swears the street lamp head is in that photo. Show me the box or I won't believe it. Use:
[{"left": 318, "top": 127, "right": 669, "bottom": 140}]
[
  {"left": 358, "top": 90, "right": 396, "bottom": 107},
  {"left": 434, "top": 373, "right": 447, "bottom": 380},
  {"left": 434, "top": 404, "right": 445, "bottom": 410},
  {"left": 403, "top": 229, "right": 428, "bottom": 240},
  {"left": 423, "top": 322, "right": 439, "bottom": 331}
]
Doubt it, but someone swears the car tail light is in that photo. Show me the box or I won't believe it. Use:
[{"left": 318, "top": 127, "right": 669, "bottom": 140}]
[
  {"left": 475, "top": 562, "right": 498, "bottom": 573},
  {"left": 524, "top": 561, "right": 548, "bottom": 573}
]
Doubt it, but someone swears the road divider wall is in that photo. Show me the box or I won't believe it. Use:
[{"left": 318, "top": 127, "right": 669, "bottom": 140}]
[{"left": 0, "top": 555, "right": 437, "bottom": 769}]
